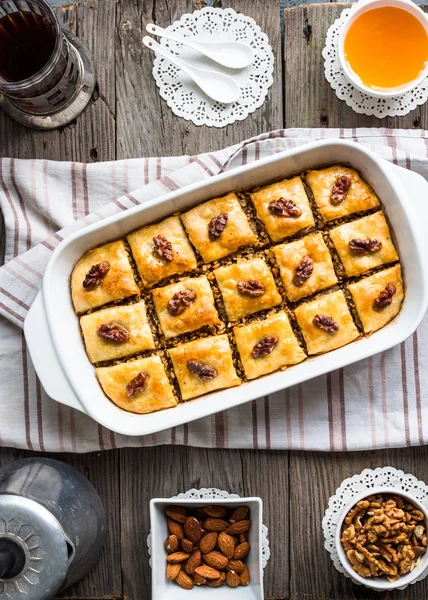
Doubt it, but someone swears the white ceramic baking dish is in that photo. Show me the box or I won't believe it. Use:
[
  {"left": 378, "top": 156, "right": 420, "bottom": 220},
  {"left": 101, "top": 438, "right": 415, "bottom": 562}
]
[{"left": 24, "top": 139, "right": 428, "bottom": 437}]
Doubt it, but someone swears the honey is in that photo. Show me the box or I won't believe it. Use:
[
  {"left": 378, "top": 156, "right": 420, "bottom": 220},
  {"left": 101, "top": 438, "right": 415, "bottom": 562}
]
[{"left": 344, "top": 6, "right": 428, "bottom": 91}]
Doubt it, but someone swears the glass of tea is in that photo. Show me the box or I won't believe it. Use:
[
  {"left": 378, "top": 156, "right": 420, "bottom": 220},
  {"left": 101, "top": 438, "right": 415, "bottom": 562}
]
[{"left": 0, "top": 0, "right": 96, "bottom": 129}]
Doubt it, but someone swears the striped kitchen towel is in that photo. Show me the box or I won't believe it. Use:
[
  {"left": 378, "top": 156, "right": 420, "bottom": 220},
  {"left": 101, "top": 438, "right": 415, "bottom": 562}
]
[{"left": 1, "top": 128, "right": 427, "bottom": 452}]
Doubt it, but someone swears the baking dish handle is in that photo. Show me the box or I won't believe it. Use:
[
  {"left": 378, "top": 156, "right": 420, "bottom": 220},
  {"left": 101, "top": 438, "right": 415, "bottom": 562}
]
[
  {"left": 24, "top": 293, "right": 86, "bottom": 414},
  {"left": 390, "top": 164, "right": 428, "bottom": 236}
]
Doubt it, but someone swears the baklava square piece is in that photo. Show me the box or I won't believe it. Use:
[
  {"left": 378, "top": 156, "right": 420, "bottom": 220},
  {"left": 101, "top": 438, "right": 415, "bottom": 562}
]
[
  {"left": 250, "top": 176, "right": 315, "bottom": 242},
  {"left": 294, "top": 290, "right": 360, "bottom": 355},
  {"left": 347, "top": 264, "right": 404, "bottom": 334},
  {"left": 234, "top": 311, "right": 306, "bottom": 380},
  {"left": 96, "top": 355, "right": 176, "bottom": 414},
  {"left": 214, "top": 258, "right": 282, "bottom": 321},
  {"left": 305, "top": 165, "right": 380, "bottom": 222},
  {"left": 329, "top": 212, "right": 398, "bottom": 277},
  {"left": 152, "top": 275, "right": 221, "bottom": 339},
  {"left": 71, "top": 240, "right": 140, "bottom": 314},
  {"left": 168, "top": 335, "right": 241, "bottom": 400},
  {"left": 126, "top": 216, "right": 197, "bottom": 287},
  {"left": 180, "top": 192, "right": 257, "bottom": 263},
  {"left": 273, "top": 232, "right": 338, "bottom": 302},
  {"left": 80, "top": 301, "right": 155, "bottom": 364}
]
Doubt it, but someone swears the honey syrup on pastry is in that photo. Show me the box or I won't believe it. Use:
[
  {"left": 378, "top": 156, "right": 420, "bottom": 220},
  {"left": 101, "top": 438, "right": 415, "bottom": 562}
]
[{"left": 344, "top": 6, "right": 428, "bottom": 91}]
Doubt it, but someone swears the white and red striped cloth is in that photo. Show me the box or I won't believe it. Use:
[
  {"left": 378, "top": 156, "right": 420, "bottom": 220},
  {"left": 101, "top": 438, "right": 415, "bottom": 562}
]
[{"left": 1, "top": 128, "right": 428, "bottom": 453}]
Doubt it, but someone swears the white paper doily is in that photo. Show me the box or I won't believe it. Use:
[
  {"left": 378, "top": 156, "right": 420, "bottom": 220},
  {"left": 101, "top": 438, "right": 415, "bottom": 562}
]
[
  {"left": 151, "top": 7, "right": 274, "bottom": 127},
  {"left": 147, "top": 487, "right": 270, "bottom": 569},
  {"left": 323, "top": 3, "right": 428, "bottom": 118},
  {"left": 322, "top": 467, "right": 428, "bottom": 591}
]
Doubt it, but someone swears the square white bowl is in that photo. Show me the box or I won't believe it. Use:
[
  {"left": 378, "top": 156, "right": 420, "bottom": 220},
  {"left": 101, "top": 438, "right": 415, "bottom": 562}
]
[{"left": 149, "top": 497, "right": 264, "bottom": 600}]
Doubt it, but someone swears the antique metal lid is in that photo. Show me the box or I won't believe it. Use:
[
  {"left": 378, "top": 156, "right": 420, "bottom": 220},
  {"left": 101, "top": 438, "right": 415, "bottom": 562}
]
[{"left": 0, "top": 495, "right": 69, "bottom": 600}]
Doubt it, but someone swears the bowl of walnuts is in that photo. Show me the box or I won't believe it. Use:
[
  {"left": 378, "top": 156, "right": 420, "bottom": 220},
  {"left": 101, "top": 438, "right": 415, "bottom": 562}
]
[
  {"left": 336, "top": 487, "right": 428, "bottom": 590},
  {"left": 149, "top": 496, "right": 263, "bottom": 599}
]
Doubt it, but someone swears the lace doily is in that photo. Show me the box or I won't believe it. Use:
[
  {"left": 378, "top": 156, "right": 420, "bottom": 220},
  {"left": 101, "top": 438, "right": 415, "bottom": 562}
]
[
  {"left": 151, "top": 7, "right": 274, "bottom": 127},
  {"left": 322, "top": 467, "right": 428, "bottom": 591},
  {"left": 323, "top": 4, "right": 428, "bottom": 118},
  {"left": 147, "top": 487, "right": 270, "bottom": 569}
]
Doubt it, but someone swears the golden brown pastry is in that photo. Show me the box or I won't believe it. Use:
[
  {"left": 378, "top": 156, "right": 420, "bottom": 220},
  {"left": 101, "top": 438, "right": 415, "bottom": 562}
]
[
  {"left": 272, "top": 232, "right": 338, "bottom": 302},
  {"left": 305, "top": 165, "right": 380, "bottom": 222},
  {"left": 214, "top": 257, "right": 282, "bottom": 321},
  {"left": 127, "top": 216, "right": 197, "bottom": 287},
  {"left": 294, "top": 290, "right": 360, "bottom": 355},
  {"left": 250, "top": 176, "right": 315, "bottom": 242},
  {"left": 96, "top": 355, "right": 176, "bottom": 413},
  {"left": 347, "top": 264, "right": 404, "bottom": 334},
  {"left": 181, "top": 192, "right": 257, "bottom": 263},
  {"left": 71, "top": 240, "right": 140, "bottom": 313},
  {"left": 168, "top": 335, "right": 241, "bottom": 400},
  {"left": 151, "top": 275, "right": 221, "bottom": 339},
  {"left": 233, "top": 311, "right": 306, "bottom": 379},
  {"left": 80, "top": 301, "right": 155, "bottom": 363},
  {"left": 329, "top": 212, "right": 398, "bottom": 277}
]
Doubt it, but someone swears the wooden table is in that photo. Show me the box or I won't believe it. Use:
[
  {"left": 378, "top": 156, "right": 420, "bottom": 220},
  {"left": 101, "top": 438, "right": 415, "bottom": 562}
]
[{"left": 1, "top": 1, "right": 428, "bottom": 598}]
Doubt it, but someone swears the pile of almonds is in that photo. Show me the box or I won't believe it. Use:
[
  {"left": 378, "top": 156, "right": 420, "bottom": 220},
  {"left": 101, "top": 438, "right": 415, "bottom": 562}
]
[{"left": 164, "top": 504, "right": 251, "bottom": 590}]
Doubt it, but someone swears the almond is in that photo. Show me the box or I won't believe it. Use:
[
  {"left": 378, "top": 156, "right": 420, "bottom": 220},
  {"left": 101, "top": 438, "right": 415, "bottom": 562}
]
[
  {"left": 167, "top": 518, "right": 184, "bottom": 540},
  {"left": 218, "top": 532, "right": 235, "bottom": 559},
  {"left": 239, "top": 563, "right": 250, "bottom": 586},
  {"left": 165, "top": 506, "right": 188, "bottom": 523},
  {"left": 226, "top": 570, "right": 240, "bottom": 588},
  {"left": 227, "top": 559, "right": 244, "bottom": 574},
  {"left": 176, "top": 570, "right": 193, "bottom": 590},
  {"left": 166, "top": 562, "right": 181, "bottom": 580},
  {"left": 200, "top": 531, "right": 218, "bottom": 554},
  {"left": 184, "top": 516, "right": 202, "bottom": 544},
  {"left": 203, "top": 505, "right": 227, "bottom": 518},
  {"left": 234, "top": 541, "right": 250, "bottom": 560},
  {"left": 204, "top": 518, "right": 229, "bottom": 532},
  {"left": 185, "top": 550, "right": 201, "bottom": 575},
  {"left": 192, "top": 573, "right": 206, "bottom": 585},
  {"left": 239, "top": 533, "right": 248, "bottom": 543},
  {"left": 195, "top": 565, "right": 221, "bottom": 579},
  {"left": 166, "top": 551, "right": 190, "bottom": 564},
  {"left": 164, "top": 534, "right": 179, "bottom": 554},
  {"left": 181, "top": 538, "right": 193, "bottom": 553},
  {"left": 203, "top": 550, "right": 228, "bottom": 570},
  {"left": 229, "top": 506, "right": 249, "bottom": 523},
  {"left": 206, "top": 576, "right": 223, "bottom": 587},
  {"left": 226, "top": 520, "right": 250, "bottom": 535}
]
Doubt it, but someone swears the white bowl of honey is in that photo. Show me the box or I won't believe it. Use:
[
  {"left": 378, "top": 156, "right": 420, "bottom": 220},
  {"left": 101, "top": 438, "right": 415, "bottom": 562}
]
[{"left": 338, "top": 0, "right": 428, "bottom": 97}]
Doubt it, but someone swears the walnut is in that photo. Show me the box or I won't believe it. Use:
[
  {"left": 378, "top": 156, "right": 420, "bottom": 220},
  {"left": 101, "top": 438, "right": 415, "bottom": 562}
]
[
  {"left": 268, "top": 197, "right": 302, "bottom": 218},
  {"left": 153, "top": 235, "right": 173, "bottom": 262},
  {"left": 251, "top": 335, "right": 279, "bottom": 358},
  {"left": 349, "top": 238, "right": 382, "bottom": 254},
  {"left": 313, "top": 314, "right": 339, "bottom": 334},
  {"left": 208, "top": 213, "right": 228, "bottom": 241},
  {"left": 293, "top": 256, "right": 314, "bottom": 287},
  {"left": 187, "top": 360, "right": 217, "bottom": 381},
  {"left": 237, "top": 280, "right": 265, "bottom": 297},
  {"left": 97, "top": 322, "right": 129, "bottom": 343},
  {"left": 167, "top": 289, "right": 197, "bottom": 315},
  {"left": 341, "top": 493, "right": 427, "bottom": 581},
  {"left": 82, "top": 261, "right": 110, "bottom": 290},
  {"left": 126, "top": 372, "right": 149, "bottom": 398},
  {"left": 331, "top": 175, "right": 351, "bottom": 205}
]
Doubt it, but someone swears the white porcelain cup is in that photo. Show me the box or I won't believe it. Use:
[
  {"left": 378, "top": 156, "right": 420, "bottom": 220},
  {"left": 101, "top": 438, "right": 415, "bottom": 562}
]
[
  {"left": 335, "top": 487, "right": 428, "bottom": 591},
  {"left": 338, "top": 0, "right": 428, "bottom": 98}
]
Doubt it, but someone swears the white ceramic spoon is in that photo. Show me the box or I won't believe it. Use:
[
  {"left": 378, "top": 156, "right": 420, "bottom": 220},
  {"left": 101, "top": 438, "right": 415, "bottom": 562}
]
[
  {"left": 146, "top": 23, "right": 254, "bottom": 69},
  {"left": 143, "top": 36, "right": 241, "bottom": 104}
]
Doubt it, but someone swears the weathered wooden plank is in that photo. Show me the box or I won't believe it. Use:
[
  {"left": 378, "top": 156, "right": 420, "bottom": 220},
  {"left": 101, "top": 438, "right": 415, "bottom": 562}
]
[
  {"left": 115, "top": 0, "right": 283, "bottom": 158},
  {"left": 0, "top": 1, "right": 116, "bottom": 162},
  {"left": 284, "top": 3, "right": 425, "bottom": 128},
  {"left": 289, "top": 447, "right": 428, "bottom": 600}
]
